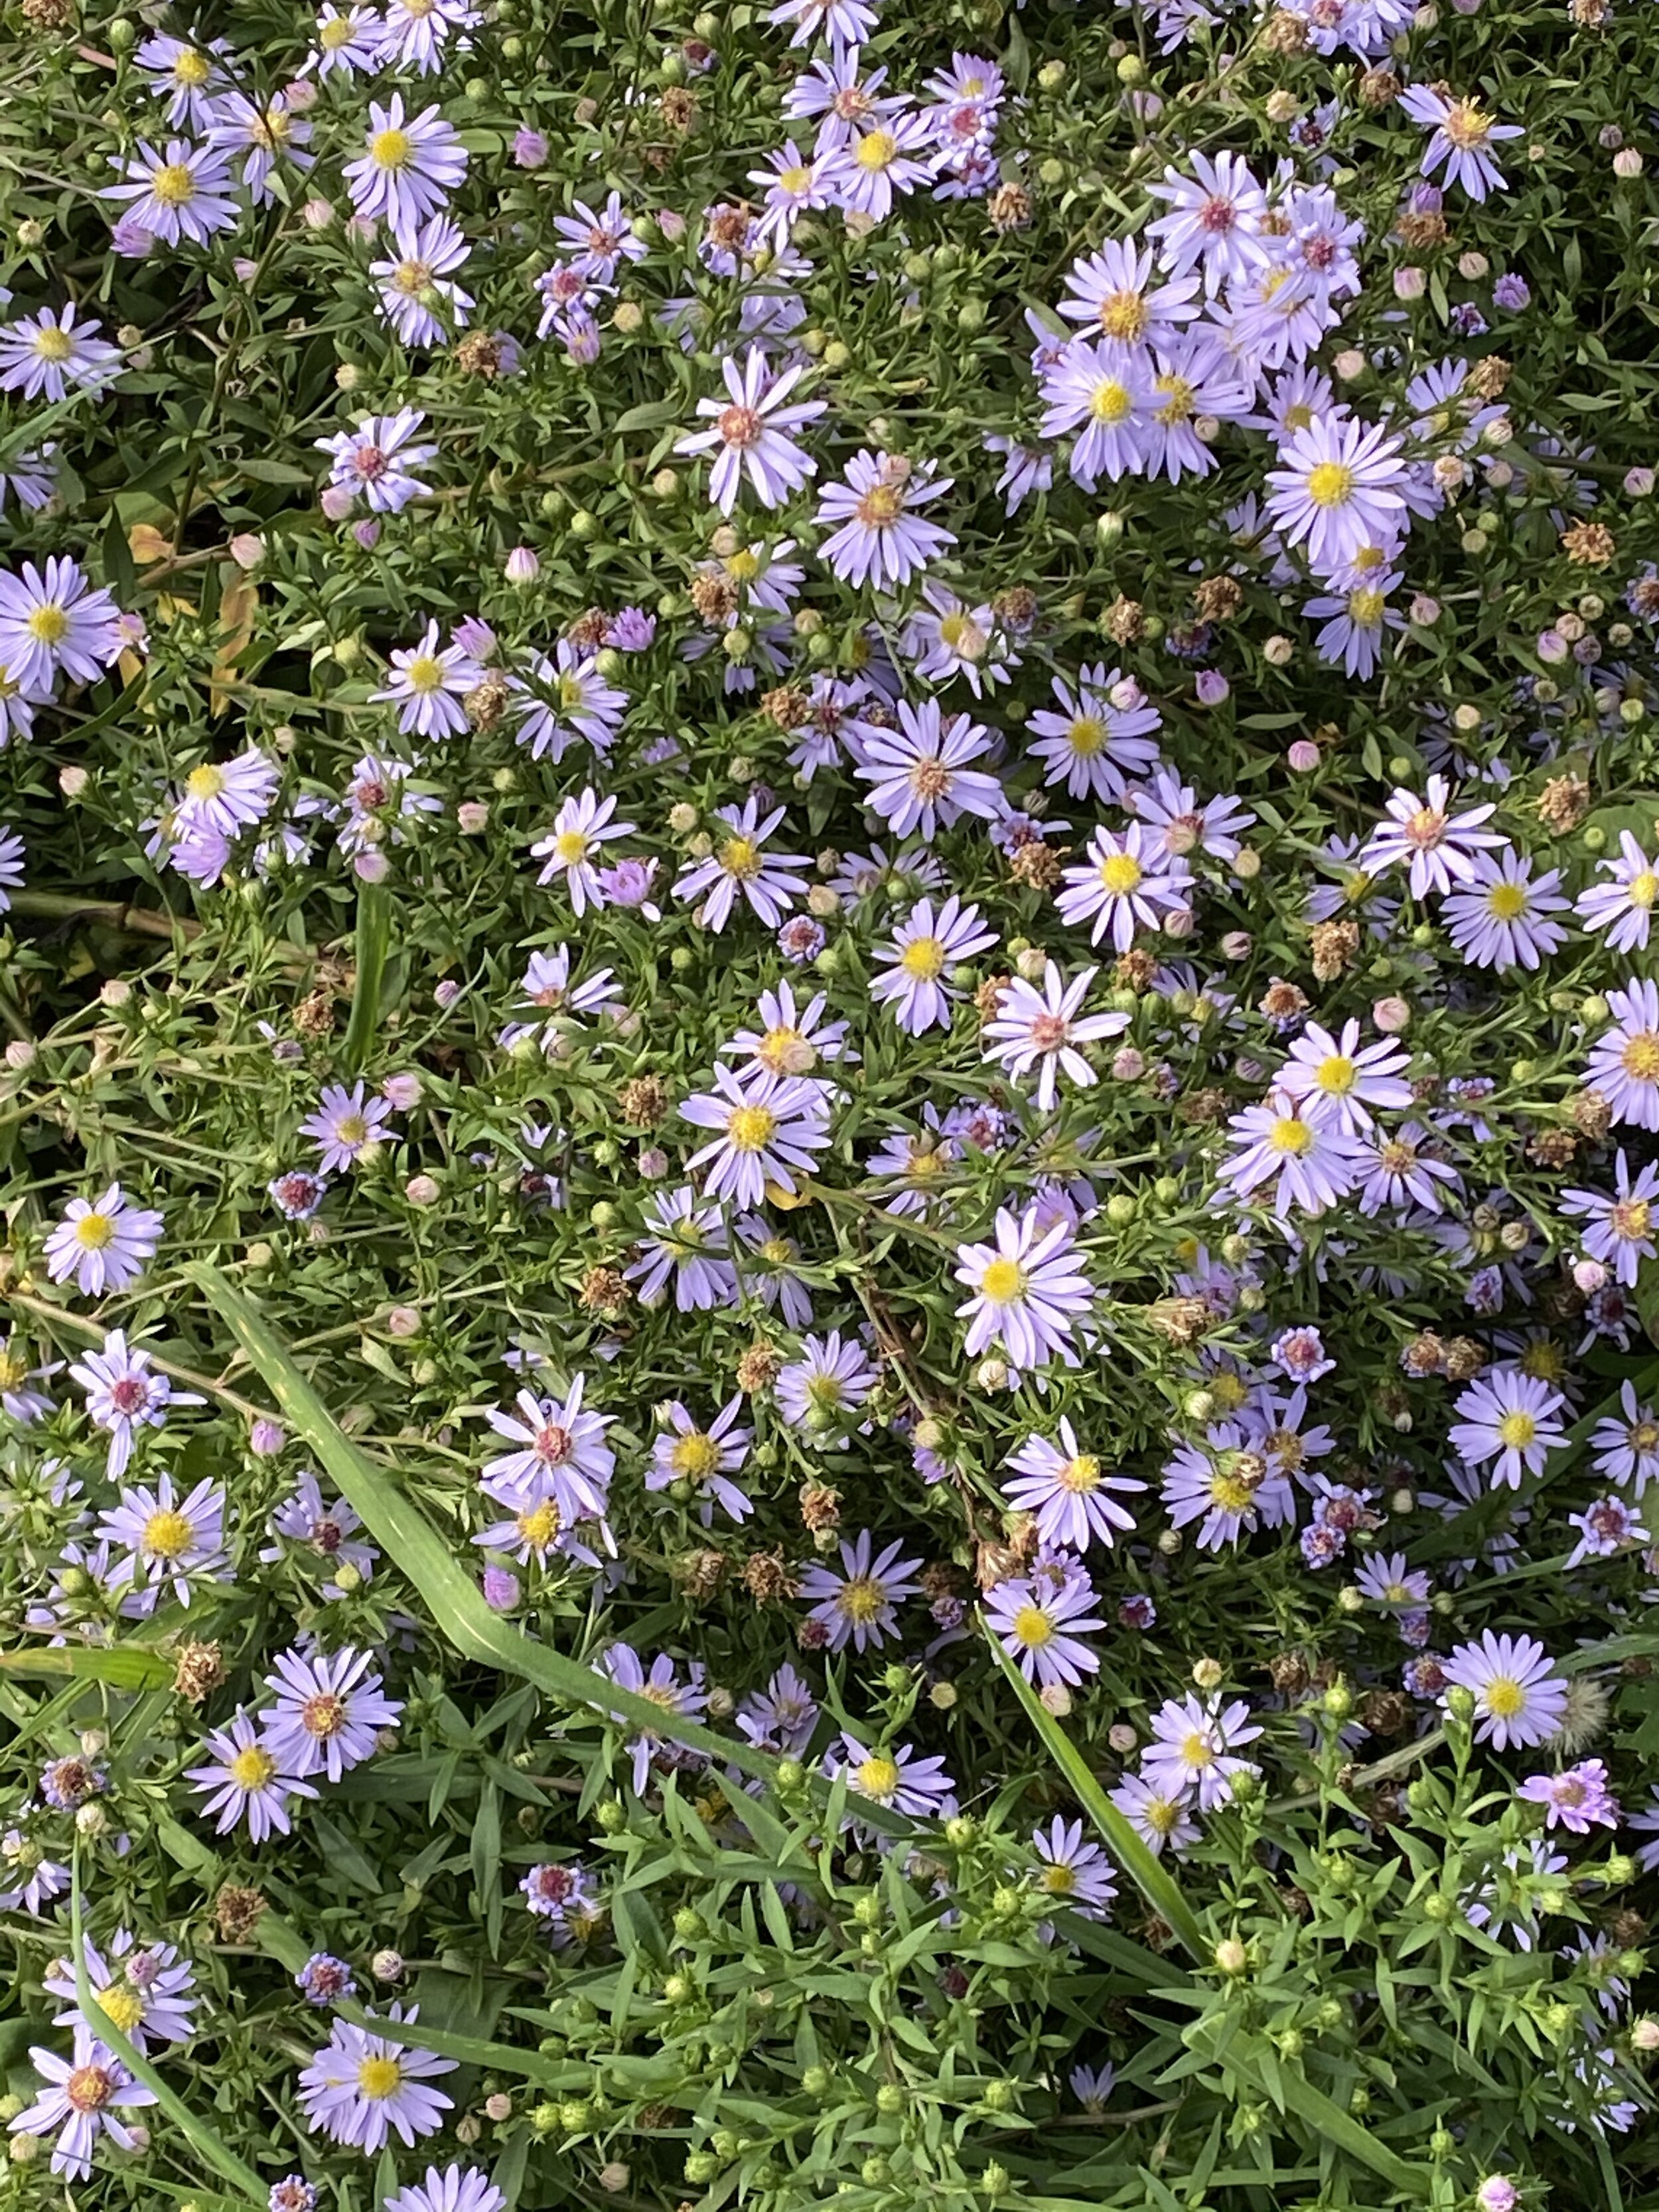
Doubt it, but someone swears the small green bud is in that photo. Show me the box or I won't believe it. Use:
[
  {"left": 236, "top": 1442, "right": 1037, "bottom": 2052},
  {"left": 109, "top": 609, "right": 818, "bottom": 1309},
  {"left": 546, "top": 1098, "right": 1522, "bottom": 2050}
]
[{"left": 1106, "top": 1193, "right": 1137, "bottom": 1225}]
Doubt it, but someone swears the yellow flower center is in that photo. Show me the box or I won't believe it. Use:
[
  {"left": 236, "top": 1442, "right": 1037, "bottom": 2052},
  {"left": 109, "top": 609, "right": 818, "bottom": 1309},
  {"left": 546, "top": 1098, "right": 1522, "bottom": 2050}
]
[
  {"left": 517, "top": 1501, "right": 560, "bottom": 1547},
  {"left": 94, "top": 1984, "right": 146, "bottom": 2034},
  {"left": 1068, "top": 714, "right": 1106, "bottom": 757},
  {"left": 855, "top": 484, "right": 904, "bottom": 527},
  {"left": 1496, "top": 1411, "right": 1536, "bottom": 1451},
  {"left": 1305, "top": 461, "right": 1354, "bottom": 508},
  {"left": 855, "top": 128, "right": 897, "bottom": 172},
  {"left": 978, "top": 1257, "right": 1025, "bottom": 1304},
  {"left": 1155, "top": 374, "right": 1196, "bottom": 425},
  {"left": 757, "top": 1024, "right": 806, "bottom": 1074},
  {"left": 671, "top": 1432, "right": 720, "bottom": 1481},
  {"left": 405, "top": 654, "right": 445, "bottom": 694},
  {"left": 1483, "top": 1674, "right": 1524, "bottom": 1718},
  {"left": 1011, "top": 1603, "right": 1054, "bottom": 1649},
  {"left": 1097, "top": 288, "right": 1147, "bottom": 341},
  {"left": 553, "top": 830, "right": 589, "bottom": 865},
  {"left": 1315, "top": 1053, "right": 1356, "bottom": 1095},
  {"left": 727, "top": 1104, "right": 776, "bottom": 1153},
  {"left": 900, "top": 934, "right": 946, "bottom": 980},
  {"left": 1058, "top": 1453, "right": 1101, "bottom": 1495},
  {"left": 372, "top": 129, "right": 412, "bottom": 171},
  {"left": 1628, "top": 870, "right": 1658, "bottom": 910},
  {"left": 1209, "top": 1473, "right": 1258, "bottom": 1514},
  {"left": 856, "top": 1755, "right": 900, "bottom": 1799},
  {"left": 186, "top": 763, "right": 226, "bottom": 801},
  {"left": 1098, "top": 852, "right": 1143, "bottom": 895},
  {"left": 1145, "top": 1795, "right": 1181, "bottom": 1835},
  {"left": 719, "top": 834, "right": 761, "bottom": 879},
  {"left": 1180, "top": 1731, "right": 1214, "bottom": 1769},
  {"left": 725, "top": 548, "right": 761, "bottom": 583},
  {"left": 357, "top": 2056, "right": 403, "bottom": 2100},
  {"left": 175, "top": 48, "right": 212, "bottom": 83},
  {"left": 1348, "top": 588, "right": 1385, "bottom": 627},
  {"left": 229, "top": 1745, "right": 276, "bottom": 1791},
  {"left": 152, "top": 162, "right": 196, "bottom": 207},
  {"left": 74, "top": 1212, "right": 115, "bottom": 1250},
  {"left": 1041, "top": 1862, "right": 1076, "bottom": 1893},
  {"left": 1613, "top": 1199, "right": 1651, "bottom": 1242},
  {"left": 1269, "top": 1115, "right": 1313, "bottom": 1155},
  {"left": 26, "top": 603, "right": 68, "bottom": 644},
  {"left": 1089, "top": 378, "right": 1133, "bottom": 424},
  {"left": 320, "top": 15, "right": 354, "bottom": 45},
  {"left": 143, "top": 1509, "right": 194, "bottom": 1559},
  {"left": 1486, "top": 881, "right": 1527, "bottom": 920},
  {"left": 1443, "top": 100, "right": 1492, "bottom": 149},
  {"left": 839, "top": 1575, "right": 884, "bottom": 1623},
  {"left": 778, "top": 163, "right": 812, "bottom": 192},
  {"left": 1623, "top": 1032, "right": 1659, "bottom": 1082},
  {"left": 33, "top": 325, "right": 73, "bottom": 364},
  {"left": 336, "top": 1112, "right": 369, "bottom": 1146}
]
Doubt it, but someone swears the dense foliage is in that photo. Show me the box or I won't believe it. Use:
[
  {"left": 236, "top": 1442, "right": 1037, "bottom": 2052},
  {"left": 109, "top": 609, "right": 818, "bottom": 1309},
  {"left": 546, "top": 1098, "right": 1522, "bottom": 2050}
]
[{"left": 1, "top": 0, "right": 1658, "bottom": 2206}]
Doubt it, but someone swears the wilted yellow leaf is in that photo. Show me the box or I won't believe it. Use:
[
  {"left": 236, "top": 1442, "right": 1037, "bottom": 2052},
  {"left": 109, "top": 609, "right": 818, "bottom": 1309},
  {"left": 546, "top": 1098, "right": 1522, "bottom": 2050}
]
[
  {"left": 127, "top": 522, "right": 171, "bottom": 565},
  {"left": 210, "top": 576, "right": 259, "bottom": 715}
]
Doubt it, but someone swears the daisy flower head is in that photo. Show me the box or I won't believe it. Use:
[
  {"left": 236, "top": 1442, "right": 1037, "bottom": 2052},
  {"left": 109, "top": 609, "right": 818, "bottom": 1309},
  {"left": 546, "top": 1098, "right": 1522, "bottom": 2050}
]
[
  {"left": 674, "top": 345, "right": 826, "bottom": 514},
  {"left": 1030, "top": 1815, "right": 1118, "bottom": 1917},
  {"left": 480, "top": 1375, "right": 615, "bottom": 1524},
  {"left": 308, "top": 3, "right": 385, "bottom": 75},
  {"left": 44, "top": 1183, "right": 163, "bottom": 1298},
  {"left": 1518, "top": 1759, "right": 1620, "bottom": 1836},
  {"left": 1056, "top": 822, "right": 1190, "bottom": 951},
  {"left": 136, "top": 31, "right": 230, "bottom": 125},
  {"left": 826, "top": 1732, "right": 957, "bottom": 1819},
  {"left": 186, "top": 1708, "right": 317, "bottom": 1838},
  {"left": 1039, "top": 339, "right": 1155, "bottom": 488},
  {"left": 953, "top": 1202, "right": 1094, "bottom": 1371},
  {"left": 1002, "top": 1421, "right": 1145, "bottom": 1551},
  {"left": 386, "top": 2168, "right": 506, "bottom": 2212},
  {"left": 300, "top": 1080, "right": 397, "bottom": 1173},
  {"left": 902, "top": 581, "right": 1018, "bottom": 698},
  {"left": 769, "top": 0, "right": 879, "bottom": 52},
  {"left": 1277, "top": 1017, "right": 1412, "bottom": 1132},
  {"left": 103, "top": 139, "right": 238, "bottom": 248},
  {"left": 723, "top": 980, "right": 853, "bottom": 1079},
  {"left": 511, "top": 638, "right": 628, "bottom": 763},
  {"left": 1576, "top": 830, "right": 1659, "bottom": 954},
  {"left": 1057, "top": 236, "right": 1200, "bottom": 350},
  {"left": 553, "top": 192, "right": 646, "bottom": 281},
  {"left": 776, "top": 1327, "right": 877, "bottom": 1438},
  {"left": 1145, "top": 150, "right": 1271, "bottom": 294},
  {"left": 1443, "top": 849, "right": 1571, "bottom": 970},
  {"left": 0, "top": 302, "right": 121, "bottom": 404},
  {"left": 872, "top": 892, "right": 997, "bottom": 1035},
  {"left": 1141, "top": 1693, "right": 1262, "bottom": 1812},
  {"left": 1263, "top": 415, "right": 1408, "bottom": 579},
  {"left": 531, "top": 786, "right": 636, "bottom": 916},
  {"left": 819, "top": 106, "right": 937, "bottom": 222},
  {"left": 1398, "top": 82, "right": 1522, "bottom": 201},
  {"left": 173, "top": 747, "right": 280, "bottom": 840},
  {"left": 1304, "top": 567, "right": 1406, "bottom": 680},
  {"left": 1027, "top": 663, "right": 1164, "bottom": 802},
  {"left": 261, "top": 1469, "right": 378, "bottom": 1595},
  {"left": 982, "top": 962, "right": 1129, "bottom": 1111},
  {"left": 647, "top": 1396, "right": 754, "bottom": 1524},
  {"left": 299, "top": 2006, "right": 455, "bottom": 2153},
  {"left": 46, "top": 1931, "right": 197, "bottom": 2052},
  {"left": 672, "top": 796, "right": 810, "bottom": 930},
  {"left": 815, "top": 449, "right": 956, "bottom": 591},
  {"left": 317, "top": 408, "right": 437, "bottom": 516},
  {"left": 345, "top": 98, "right": 469, "bottom": 235},
  {"left": 1110, "top": 1770, "right": 1202, "bottom": 1856},
  {"left": 1585, "top": 978, "right": 1659, "bottom": 1131},
  {"left": 1449, "top": 1367, "right": 1567, "bottom": 1488},
  {"left": 1560, "top": 1152, "right": 1659, "bottom": 1288},
  {"left": 1589, "top": 1379, "right": 1659, "bottom": 1492},
  {"left": 74, "top": 1335, "right": 204, "bottom": 1482},
  {"left": 1358, "top": 773, "right": 1505, "bottom": 900},
  {"left": 624, "top": 1186, "right": 737, "bottom": 1311},
  {"left": 985, "top": 1558, "right": 1106, "bottom": 1686},
  {"left": 800, "top": 1528, "right": 922, "bottom": 1651},
  {"left": 0, "top": 556, "right": 125, "bottom": 693},
  {"left": 1160, "top": 1428, "right": 1296, "bottom": 1548},
  {"left": 1217, "top": 1093, "right": 1363, "bottom": 1220},
  {"left": 381, "top": 0, "right": 481, "bottom": 73},
  {"left": 853, "top": 697, "right": 1003, "bottom": 842},
  {"left": 264, "top": 1645, "right": 404, "bottom": 1783},
  {"left": 373, "top": 619, "right": 484, "bottom": 739},
  {"left": 597, "top": 1643, "right": 707, "bottom": 1795},
  {"left": 1441, "top": 1630, "right": 1566, "bottom": 1751},
  {"left": 10, "top": 2030, "right": 154, "bottom": 2181},
  {"left": 372, "top": 216, "right": 474, "bottom": 347},
  {"left": 681, "top": 1066, "right": 831, "bottom": 1208}
]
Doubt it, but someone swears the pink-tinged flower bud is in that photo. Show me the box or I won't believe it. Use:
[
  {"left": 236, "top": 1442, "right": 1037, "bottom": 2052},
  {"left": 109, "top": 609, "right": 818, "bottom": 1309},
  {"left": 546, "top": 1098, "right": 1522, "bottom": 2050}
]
[
  {"left": 353, "top": 849, "right": 390, "bottom": 884},
  {"left": 1194, "top": 669, "right": 1229, "bottom": 706},
  {"left": 1334, "top": 347, "right": 1366, "bottom": 381},
  {"left": 1409, "top": 594, "right": 1441, "bottom": 626},
  {"left": 229, "top": 532, "right": 265, "bottom": 571},
  {"left": 513, "top": 126, "right": 549, "bottom": 168},
  {"left": 1287, "top": 739, "right": 1321, "bottom": 772},
  {"left": 386, "top": 1305, "right": 421, "bottom": 1338},
  {"left": 352, "top": 519, "right": 381, "bottom": 550},
  {"left": 1631, "top": 2016, "right": 1659, "bottom": 2051},
  {"left": 505, "top": 545, "right": 540, "bottom": 583},
  {"left": 250, "top": 1418, "right": 286, "bottom": 1457},
  {"left": 370, "top": 1949, "right": 403, "bottom": 1983},
  {"left": 1220, "top": 931, "right": 1252, "bottom": 960},
  {"left": 233, "top": 258, "right": 259, "bottom": 283},
  {"left": 1475, "top": 2180, "right": 1518, "bottom": 2212},
  {"left": 60, "top": 764, "right": 89, "bottom": 798},
  {"left": 1111, "top": 1046, "right": 1145, "bottom": 1081},
  {"left": 1392, "top": 265, "right": 1427, "bottom": 301},
  {"left": 457, "top": 800, "right": 490, "bottom": 834},
  {"left": 484, "top": 2094, "right": 514, "bottom": 2122},
  {"left": 637, "top": 1145, "right": 669, "bottom": 1179},
  {"left": 435, "top": 979, "right": 463, "bottom": 1009},
  {"left": 1537, "top": 628, "right": 1569, "bottom": 664},
  {"left": 1263, "top": 634, "right": 1294, "bottom": 666},
  {"left": 1573, "top": 1256, "right": 1608, "bottom": 1294},
  {"left": 656, "top": 207, "right": 687, "bottom": 243},
  {"left": 405, "top": 1175, "right": 440, "bottom": 1207},
  {"left": 382, "top": 1072, "right": 422, "bottom": 1109},
  {"left": 283, "top": 78, "right": 319, "bottom": 111},
  {"left": 1614, "top": 147, "right": 1644, "bottom": 179},
  {"left": 1162, "top": 905, "right": 1194, "bottom": 939},
  {"left": 1372, "top": 995, "right": 1411, "bottom": 1033},
  {"left": 320, "top": 484, "right": 356, "bottom": 521},
  {"left": 1624, "top": 467, "right": 1656, "bottom": 498},
  {"left": 300, "top": 196, "right": 335, "bottom": 230}
]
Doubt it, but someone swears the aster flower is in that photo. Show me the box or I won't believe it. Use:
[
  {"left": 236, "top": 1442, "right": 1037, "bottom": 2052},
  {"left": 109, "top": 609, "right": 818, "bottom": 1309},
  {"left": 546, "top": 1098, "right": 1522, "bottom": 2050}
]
[
  {"left": 1358, "top": 774, "right": 1505, "bottom": 899},
  {"left": 1039, "top": 340, "right": 1154, "bottom": 488},
  {"left": 1108, "top": 1772, "right": 1201, "bottom": 1856},
  {"left": 372, "top": 216, "right": 474, "bottom": 347},
  {"left": 818, "top": 108, "right": 937, "bottom": 221},
  {"left": 1559, "top": 1153, "right": 1659, "bottom": 1288},
  {"left": 345, "top": 98, "right": 468, "bottom": 234},
  {"left": 531, "top": 786, "right": 636, "bottom": 916},
  {"left": 597, "top": 1643, "right": 707, "bottom": 1795},
  {"left": 264, "top": 1645, "right": 403, "bottom": 1783},
  {"left": 681, "top": 1067, "right": 831, "bottom": 1207},
  {"left": 46, "top": 1932, "right": 196, "bottom": 2052},
  {"left": 373, "top": 621, "right": 484, "bottom": 740},
  {"left": 103, "top": 139, "right": 238, "bottom": 248},
  {"left": 553, "top": 192, "right": 645, "bottom": 281},
  {"left": 1441, "top": 1631, "right": 1567, "bottom": 1750},
  {"left": 723, "top": 980, "right": 853, "bottom": 1080},
  {"left": 386, "top": 2169, "right": 505, "bottom": 2212},
  {"left": 1354, "top": 1122, "right": 1460, "bottom": 1215},
  {"left": 826, "top": 1732, "right": 956, "bottom": 1818},
  {"left": 1141, "top": 1693, "right": 1262, "bottom": 1811},
  {"left": 1029, "top": 1815, "right": 1118, "bottom": 1917},
  {"left": 1354, "top": 1550, "right": 1433, "bottom": 1618},
  {"left": 815, "top": 450, "right": 956, "bottom": 590},
  {"left": 1277, "top": 1017, "right": 1411, "bottom": 1132},
  {"left": 853, "top": 698, "right": 1003, "bottom": 841},
  {"left": 381, "top": 0, "right": 480, "bottom": 71},
  {"left": 776, "top": 1328, "right": 877, "bottom": 1438},
  {"left": 1565, "top": 1493, "right": 1642, "bottom": 1567},
  {"left": 1449, "top": 1368, "right": 1568, "bottom": 1488},
  {"left": 317, "top": 409, "right": 437, "bottom": 515},
  {"left": 675, "top": 346, "right": 826, "bottom": 514},
  {"left": 901, "top": 582, "right": 1017, "bottom": 697},
  {"left": 511, "top": 640, "right": 628, "bottom": 762},
  {"left": 1002, "top": 1421, "right": 1144, "bottom": 1551},
  {"left": 647, "top": 1396, "right": 754, "bottom": 1524},
  {"left": 1056, "top": 823, "right": 1190, "bottom": 951},
  {"left": 481, "top": 1376, "right": 614, "bottom": 1524},
  {"left": 1161, "top": 1429, "right": 1296, "bottom": 1548},
  {"left": 9, "top": 2031, "right": 155, "bottom": 2181},
  {"left": 72, "top": 1333, "right": 203, "bottom": 1481},
  {"left": 0, "top": 1329, "right": 60, "bottom": 1422},
  {"left": 1577, "top": 831, "right": 1659, "bottom": 953},
  {"left": 1444, "top": 849, "right": 1571, "bottom": 970},
  {"left": 1263, "top": 415, "right": 1408, "bottom": 577},
  {"left": 872, "top": 893, "right": 998, "bottom": 1035},
  {"left": 625, "top": 1187, "right": 737, "bottom": 1310},
  {"left": 44, "top": 1184, "right": 162, "bottom": 1299},
  {"left": 1589, "top": 1380, "right": 1659, "bottom": 1492},
  {"left": 953, "top": 1203, "right": 1093, "bottom": 1370},
  {"left": 300, "top": 1080, "right": 397, "bottom": 1172},
  {"left": 136, "top": 32, "right": 230, "bottom": 125},
  {"left": 308, "top": 4, "right": 385, "bottom": 75},
  {"left": 985, "top": 1559, "right": 1106, "bottom": 1686},
  {"left": 673, "top": 798, "right": 810, "bottom": 930},
  {"left": 982, "top": 962, "right": 1129, "bottom": 1110},
  {"left": 173, "top": 747, "right": 280, "bottom": 840},
  {"left": 1304, "top": 570, "right": 1406, "bottom": 678},
  {"left": 1146, "top": 151, "right": 1271, "bottom": 294},
  {"left": 299, "top": 2006, "right": 455, "bottom": 2152},
  {"left": 1217, "top": 1093, "right": 1363, "bottom": 1218},
  {"left": 519, "top": 1859, "right": 595, "bottom": 1927},
  {"left": 0, "top": 302, "right": 121, "bottom": 403},
  {"left": 208, "top": 91, "right": 315, "bottom": 204},
  {"left": 0, "top": 557, "right": 125, "bottom": 694},
  {"left": 800, "top": 1528, "right": 921, "bottom": 1651},
  {"left": 1057, "top": 237, "right": 1199, "bottom": 350},
  {"left": 261, "top": 1470, "right": 378, "bottom": 1595},
  {"left": 188, "top": 1698, "right": 319, "bottom": 1840},
  {"left": 295, "top": 1954, "right": 358, "bottom": 2008},
  {"left": 1519, "top": 1760, "right": 1620, "bottom": 1836},
  {"left": 1027, "top": 664, "right": 1163, "bottom": 802},
  {"left": 1399, "top": 84, "right": 1522, "bottom": 200}
]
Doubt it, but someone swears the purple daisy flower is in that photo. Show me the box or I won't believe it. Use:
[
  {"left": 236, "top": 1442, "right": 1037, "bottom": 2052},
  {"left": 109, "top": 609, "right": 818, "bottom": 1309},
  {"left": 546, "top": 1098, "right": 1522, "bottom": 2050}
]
[
  {"left": 263, "top": 1645, "right": 403, "bottom": 1783},
  {"left": 675, "top": 345, "right": 826, "bottom": 513}
]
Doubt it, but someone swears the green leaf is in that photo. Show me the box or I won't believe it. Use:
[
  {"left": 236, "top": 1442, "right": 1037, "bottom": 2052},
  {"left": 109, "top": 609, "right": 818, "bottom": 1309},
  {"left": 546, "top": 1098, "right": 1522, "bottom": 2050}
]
[
  {"left": 344, "top": 879, "right": 392, "bottom": 1069},
  {"left": 0, "top": 1645, "right": 173, "bottom": 1688}
]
